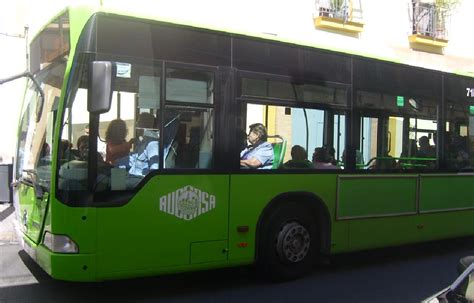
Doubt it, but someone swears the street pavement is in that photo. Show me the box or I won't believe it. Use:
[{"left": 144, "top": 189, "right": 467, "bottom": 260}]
[
  {"left": 0, "top": 203, "right": 39, "bottom": 288},
  {"left": 0, "top": 203, "right": 16, "bottom": 245},
  {"left": 0, "top": 201, "right": 473, "bottom": 303}
]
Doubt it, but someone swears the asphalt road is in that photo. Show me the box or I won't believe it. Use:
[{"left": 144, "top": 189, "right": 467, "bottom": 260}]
[{"left": 1, "top": 203, "right": 473, "bottom": 303}]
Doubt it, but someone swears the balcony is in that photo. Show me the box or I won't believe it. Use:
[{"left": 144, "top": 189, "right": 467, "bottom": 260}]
[
  {"left": 314, "top": 0, "right": 364, "bottom": 34},
  {"left": 409, "top": 1, "right": 450, "bottom": 51}
]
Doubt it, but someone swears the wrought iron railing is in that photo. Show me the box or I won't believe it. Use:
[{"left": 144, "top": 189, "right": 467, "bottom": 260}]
[
  {"left": 315, "top": 0, "right": 363, "bottom": 22},
  {"left": 411, "top": 1, "right": 448, "bottom": 40}
]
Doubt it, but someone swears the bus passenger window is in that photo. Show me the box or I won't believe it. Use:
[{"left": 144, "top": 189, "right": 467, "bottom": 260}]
[
  {"left": 163, "top": 68, "right": 215, "bottom": 169},
  {"left": 356, "top": 91, "right": 438, "bottom": 171},
  {"left": 445, "top": 98, "right": 473, "bottom": 171},
  {"left": 241, "top": 102, "right": 346, "bottom": 170},
  {"left": 164, "top": 107, "right": 214, "bottom": 169}
]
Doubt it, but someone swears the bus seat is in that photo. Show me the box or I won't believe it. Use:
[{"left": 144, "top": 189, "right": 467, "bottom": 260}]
[{"left": 268, "top": 135, "right": 286, "bottom": 169}]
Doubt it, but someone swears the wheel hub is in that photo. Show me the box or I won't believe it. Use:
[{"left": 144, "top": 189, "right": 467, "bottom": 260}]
[{"left": 276, "top": 222, "right": 310, "bottom": 263}]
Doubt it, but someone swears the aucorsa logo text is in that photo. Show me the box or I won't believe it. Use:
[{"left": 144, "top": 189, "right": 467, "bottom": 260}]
[{"left": 159, "top": 185, "right": 216, "bottom": 221}]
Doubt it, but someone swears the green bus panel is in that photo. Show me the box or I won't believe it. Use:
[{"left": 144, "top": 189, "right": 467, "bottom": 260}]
[
  {"left": 190, "top": 240, "right": 228, "bottom": 264},
  {"left": 348, "top": 210, "right": 474, "bottom": 251},
  {"left": 95, "top": 175, "right": 230, "bottom": 280},
  {"left": 348, "top": 216, "right": 421, "bottom": 251},
  {"left": 419, "top": 175, "right": 474, "bottom": 212},
  {"left": 18, "top": 184, "right": 48, "bottom": 244},
  {"left": 52, "top": 203, "right": 98, "bottom": 254},
  {"left": 417, "top": 211, "right": 474, "bottom": 241},
  {"left": 337, "top": 175, "right": 418, "bottom": 219}
]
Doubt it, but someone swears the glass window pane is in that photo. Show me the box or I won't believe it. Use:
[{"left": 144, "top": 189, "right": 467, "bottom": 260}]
[
  {"left": 357, "top": 90, "right": 438, "bottom": 171},
  {"left": 333, "top": 114, "right": 346, "bottom": 166},
  {"left": 241, "top": 103, "right": 345, "bottom": 170},
  {"left": 359, "top": 117, "right": 378, "bottom": 168},
  {"left": 139, "top": 76, "right": 160, "bottom": 109},
  {"left": 445, "top": 100, "right": 473, "bottom": 170},
  {"left": 163, "top": 106, "right": 214, "bottom": 169},
  {"left": 303, "top": 84, "right": 347, "bottom": 106},
  {"left": 241, "top": 78, "right": 347, "bottom": 106},
  {"left": 166, "top": 68, "right": 214, "bottom": 104}
]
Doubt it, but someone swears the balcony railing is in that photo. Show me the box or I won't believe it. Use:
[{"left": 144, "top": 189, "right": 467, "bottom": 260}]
[
  {"left": 411, "top": 1, "right": 448, "bottom": 41},
  {"left": 315, "top": 0, "right": 363, "bottom": 23},
  {"left": 314, "top": 0, "right": 364, "bottom": 33}
]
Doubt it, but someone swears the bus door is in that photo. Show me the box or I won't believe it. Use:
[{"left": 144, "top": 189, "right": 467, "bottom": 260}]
[{"left": 338, "top": 114, "right": 420, "bottom": 250}]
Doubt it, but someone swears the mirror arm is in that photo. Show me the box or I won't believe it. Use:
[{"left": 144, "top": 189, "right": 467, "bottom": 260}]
[
  {"left": 0, "top": 71, "right": 45, "bottom": 122},
  {"left": 0, "top": 71, "right": 30, "bottom": 85}
]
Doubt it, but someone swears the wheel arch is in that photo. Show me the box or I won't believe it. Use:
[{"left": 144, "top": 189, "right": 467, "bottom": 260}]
[{"left": 255, "top": 191, "right": 332, "bottom": 261}]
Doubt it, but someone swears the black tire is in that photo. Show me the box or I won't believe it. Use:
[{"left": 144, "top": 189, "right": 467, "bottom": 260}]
[{"left": 257, "top": 202, "right": 319, "bottom": 281}]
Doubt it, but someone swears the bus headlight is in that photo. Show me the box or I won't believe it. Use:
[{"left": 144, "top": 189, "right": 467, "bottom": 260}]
[{"left": 43, "top": 232, "right": 79, "bottom": 253}]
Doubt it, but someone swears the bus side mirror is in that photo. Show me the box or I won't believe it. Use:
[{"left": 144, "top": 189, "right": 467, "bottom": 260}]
[{"left": 88, "top": 61, "right": 116, "bottom": 114}]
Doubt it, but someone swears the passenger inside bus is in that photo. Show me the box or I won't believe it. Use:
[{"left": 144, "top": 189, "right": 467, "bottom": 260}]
[
  {"left": 325, "top": 146, "right": 337, "bottom": 166},
  {"left": 416, "top": 136, "right": 435, "bottom": 158},
  {"left": 283, "top": 145, "right": 313, "bottom": 169},
  {"left": 105, "top": 119, "right": 133, "bottom": 165},
  {"left": 115, "top": 112, "right": 159, "bottom": 176},
  {"left": 58, "top": 135, "right": 108, "bottom": 190},
  {"left": 447, "top": 132, "right": 470, "bottom": 169},
  {"left": 75, "top": 135, "right": 91, "bottom": 161},
  {"left": 312, "top": 147, "right": 339, "bottom": 169},
  {"left": 240, "top": 123, "right": 274, "bottom": 169},
  {"left": 342, "top": 149, "right": 363, "bottom": 168}
]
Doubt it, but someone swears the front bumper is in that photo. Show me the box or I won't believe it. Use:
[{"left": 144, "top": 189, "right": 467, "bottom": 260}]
[{"left": 21, "top": 235, "right": 96, "bottom": 282}]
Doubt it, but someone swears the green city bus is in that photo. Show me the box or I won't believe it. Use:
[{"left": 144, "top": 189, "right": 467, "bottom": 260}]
[{"left": 7, "top": 4, "right": 474, "bottom": 281}]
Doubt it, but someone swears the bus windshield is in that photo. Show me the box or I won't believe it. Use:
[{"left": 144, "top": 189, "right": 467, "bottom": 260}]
[{"left": 15, "top": 13, "right": 69, "bottom": 192}]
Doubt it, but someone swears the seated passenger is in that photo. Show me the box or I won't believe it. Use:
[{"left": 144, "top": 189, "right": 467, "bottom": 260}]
[
  {"left": 283, "top": 145, "right": 313, "bottom": 169},
  {"left": 240, "top": 123, "right": 273, "bottom": 169},
  {"left": 325, "top": 145, "right": 337, "bottom": 165},
  {"left": 449, "top": 134, "right": 470, "bottom": 169},
  {"left": 416, "top": 136, "right": 435, "bottom": 158},
  {"left": 105, "top": 119, "right": 133, "bottom": 165},
  {"left": 116, "top": 112, "right": 159, "bottom": 176},
  {"left": 342, "top": 149, "right": 363, "bottom": 168},
  {"left": 75, "top": 135, "right": 90, "bottom": 161},
  {"left": 312, "top": 147, "right": 339, "bottom": 169},
  {"left": 59, "top": 135, "right": 102, "bottom": 190}
]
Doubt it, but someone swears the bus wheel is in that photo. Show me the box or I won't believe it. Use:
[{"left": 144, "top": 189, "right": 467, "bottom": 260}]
[
  {"left": 276, "top": 222, "right": 311, "bottom": 264},
  {"left": 258, "top": 204, "right": 318, "bottom": 281}
]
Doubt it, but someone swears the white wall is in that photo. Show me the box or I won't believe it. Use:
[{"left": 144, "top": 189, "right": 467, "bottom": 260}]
[
  {"left": 0, "top": 0, "right": 473, "bottom": 163},
  {"left": 0, "top": 2, "right": 28, "bottom": 163},
  {"left": 0, "top": 0, "right": 69, "bottom": 163}
]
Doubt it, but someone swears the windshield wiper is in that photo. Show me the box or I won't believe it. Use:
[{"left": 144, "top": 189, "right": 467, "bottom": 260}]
[{"left": 12, "top": 169, "right": 45, "bottom": 200}]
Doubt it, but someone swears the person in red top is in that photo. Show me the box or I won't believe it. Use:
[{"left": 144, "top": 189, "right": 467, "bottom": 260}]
[{"left": 105, "top": 119, "right": 133, "bottom": 165}]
